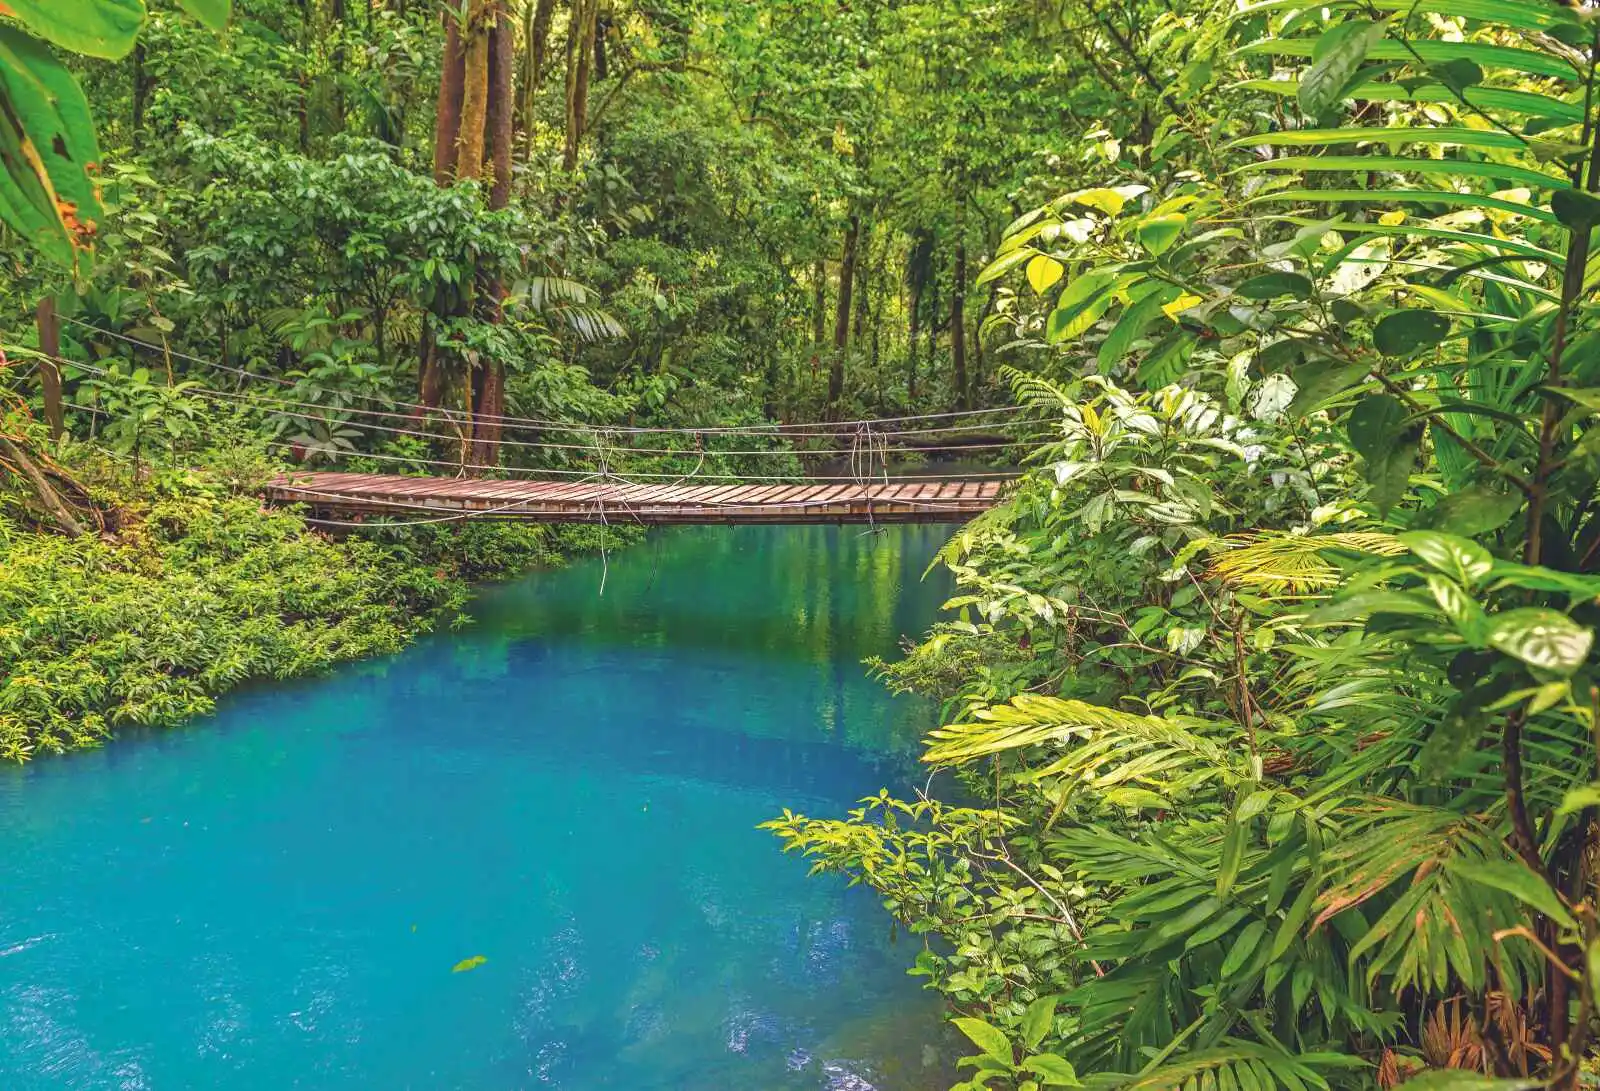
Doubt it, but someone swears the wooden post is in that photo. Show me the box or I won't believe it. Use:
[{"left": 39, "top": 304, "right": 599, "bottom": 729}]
[{"left": 36, "top": 297, "right": 63, "bottom": 440}]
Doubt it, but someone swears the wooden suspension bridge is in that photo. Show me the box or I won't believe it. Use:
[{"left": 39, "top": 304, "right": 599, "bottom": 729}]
[{"left": 268, "top": 472, "right": 1008, "bottom": 525}]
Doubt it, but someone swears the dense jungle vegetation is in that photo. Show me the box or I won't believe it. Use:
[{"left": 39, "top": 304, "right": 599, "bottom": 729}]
[{"left": 10, "top": 0, "right": 1600, "bottom": 1088}]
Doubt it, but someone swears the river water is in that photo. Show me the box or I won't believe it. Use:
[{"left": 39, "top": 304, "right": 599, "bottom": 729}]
[{"left": 0, "top": 525, "right": 957, "bottom": 1090}]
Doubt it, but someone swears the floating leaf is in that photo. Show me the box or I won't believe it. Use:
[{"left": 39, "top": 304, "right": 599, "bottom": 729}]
[{"left": 452, "top": 955, "right": 488, "bottom": 973}]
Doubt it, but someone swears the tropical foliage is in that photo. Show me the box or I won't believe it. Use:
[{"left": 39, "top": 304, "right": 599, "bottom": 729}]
[{"left": 769, "top": 1, "right": 1600, "bottom": 1089}]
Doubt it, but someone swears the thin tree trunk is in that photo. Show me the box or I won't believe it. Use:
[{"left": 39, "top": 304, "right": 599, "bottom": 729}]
[
  {"left": 520, "top": 0, "right": 557, "bottom": 155},
  {"left": 951, "top": 242, "right": 968, "bottom": 411},
  {"left": 433, "top": 5, "right": 466, "bottom": 184},
  {"left": 331, "top": 0, "right": 347, "bottom": 131},
  {"left": 812, "top": 257, "right": 827, "bottom": 347},
  {"left": 853, "top": 221, "right": 870, "bottom": 343},
  {"left": 829, "top": 214, "right": 860, "bottom": 412},
  {"left": 298, "top": 0, "right": 312, "bottom": 151},
  {"left": 36, "top": 296, "right": 63, "bottom": 440},
  {"left": 594, "top": 4, "right": 610, "bottom": 81},
  {"left": 563, "top": 0, "right": 599, "bottom": 171},
  {"left": 908, "top": 279, "right": 921, "bottom": 402},
  {"left": 131, "top": 43, "right": 147, "bottom": 150},
  {"left": 0, "top": 436, "right": 84, "bottom": 538}
]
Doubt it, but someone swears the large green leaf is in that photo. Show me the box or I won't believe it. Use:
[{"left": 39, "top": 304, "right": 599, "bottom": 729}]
[
  {"left": 1239, "top": 156, "right": 1569, "bottom": 192},
  {"left": 0, "top": 26, "right": 106, "bottom": 269},
  {"left": 1374, "top": 310, "right": 1451, "bottom": 356},
  {"left": 1098, "top": 284, "right": 1179, "bottom": 369},
  {"left": 1246, "top": 188, "right": 1559, "bottom": 225},
  {"left": 176, "top": 0, "right": 231, "bottom": 30},
  {"left": 1238, "top": 79, "right": 1584, "bottom": 124},
  {"left": 1298, "top": 20, "right": 1388, "bottom": 116},
  {"left": 1486, "top": 608, "right": 1594, "bottom": 674},
  {"left": 1235, "top": 0, "right": 1580, "bottom": 34},
  {"left": 1237, "top": 38, "right": 1580, "bottom": 82},
  {"left": 952, "top": 1017, "right": 1013, "bottom": 1064},
  {"left": 1232, "top": 126, "right": 1535, "bottom": 152},
  {"left": 0, "top": 0, "right": 145, "bottom": 60},
  {"left": 1347, "top": 393, "right": 1418, "bottom": 515}
]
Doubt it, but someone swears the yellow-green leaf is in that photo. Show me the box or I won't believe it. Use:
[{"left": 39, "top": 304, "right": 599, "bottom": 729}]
[
  {"left": 1026, "top": 254, "right": 1064, "bottom": 295},
  {"left": 452, "top": 955, "right": 487, "bottom": 973},
  {"left": 0, "top": 0, "right": 145, "bottom": 60}
]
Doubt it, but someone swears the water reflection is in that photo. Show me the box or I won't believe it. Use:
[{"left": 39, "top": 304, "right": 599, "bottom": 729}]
[{"left": 0, "top": 524, "right": 959, "bottom": 1090}]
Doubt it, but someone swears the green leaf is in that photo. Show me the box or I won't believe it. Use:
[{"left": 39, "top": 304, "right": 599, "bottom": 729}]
[
  {"left": 977, "top": 246, "right": 1039, "bottom": 286},
  {"left": 0, "top": 0, "right": 145, "bottom": 60},
  {"left": 1447, "top": 857, "right": 1575, "bottom": 929},
  {"left": 1372, "top": 310, "right": 1456, "bottom": 356},
  {"left": 1220, "top": 919, "right": 1266, "bottom": 978},
  {"left": 176, "top": 0, "right": 231, "bottom": 30},
  {"left": 1240, "top": 156, "right": 1568, "bottom": 192},
  {"left": 1098, "top": 285, "right": 1180, "bottom": 369},
  {"left": 1239, "top": 37, "right": 1581, "bottom": 82},
  {"left": 1136, "top": 213, "right": 1185, "bottom": 256},
  {"left": 451, "top": 954, "right": 487, "bottom": 973},
  {"left": 1023, "top": 1054, "right": 1080, "bottom": 1086},
  {"left": 1552, "top": 189, "right": 1600, "bottom": 231},
  {"left": 1027, "top": 254, "right": 1064, "bottom": 295},
  {"left": 1486, "top": 608, "right": 1594, "bottom": 675},
  {"left": 0, "top": 27, "right": 107, "bottom": 269},
  {"left": 1020, "top": 995, "right": 1059, "bottom": 1050},
  {"left": 1299, "top": 20, "right": 1388, "bottom": 116},
  {"left": 1236, "top": 271, "right": 1313, "bottom": 300},
  {"left": 1396, "top": 530, "right": 1492, "bottom": 586},
  {"left": 1393, "top": 1074, "right": 1540, "bottom": 1091},
  {"left": 1422, "top": 485, "right": 1523, "bottom": 536},
  {"left": 1557, "top": 783, "right": 1600, "bottom": 817},
  {"left": 1347, "top": 394, "right": 1418, "bottom": 515},
  {"left": 953, "top": 1017, "right": 1013, "bottom": 1064},
  {"left": 1289, "top": 360, "right": 1368, "bottom": 416},
  {"left": 1433, "top": 58, "right": 1483, "bottom": 92}
]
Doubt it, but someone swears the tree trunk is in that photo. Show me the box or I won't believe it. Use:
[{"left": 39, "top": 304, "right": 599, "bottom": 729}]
[
  {"left": 470, "top": 0, "right": 516, "bottom": 467},
  {"left": 520, "top": 0, "right": 557, "bottom": 154},
  {"left": 594, "top": 5, "right": 610, "bottom": 82},
  {"left": 973, "top": 282, "right": 998, "bottom": 403},
  {"left": 36, "top": 296, "right": 63, "bottom": 440},
  {"left": 563, "top": 0, "right": 599, "bottom": 171},
  {"left": 485, "top": 0, "right": 514, "bottom": 206},
  {"left": 131, "top": 42, "right": 147, "bottom": 150},
  {"left": 331, "top": 0, "right": 347, "bottom": 131},
  {"left": 907, "top": 278, "right": 921, "bottom": 402},
  {"left": 812, "top": 257, "right": 827, "bottom": 347},
  {"left": 925, "top": 266, "right": 938, "bottom": 388},
  {"left": 828, "top": 214, "right": 860, "bottom": 412},
  {"left": 852, "top": 221, "right": 870, "bottom": 343},
  {"left": 456, "top": 0, "right": 492, "bottom": 182},
  {"left": 433, "top": 6, "right": 466, "bottom": 184},
  {"left": 951, "top": 242, "right": 967, "bottom": 411},
  {"left": 298, "top": 0, "right": 312, "bottom": 151}
]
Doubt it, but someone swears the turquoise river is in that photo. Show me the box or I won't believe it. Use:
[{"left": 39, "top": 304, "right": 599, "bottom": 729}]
[{"left": 0, "top": 524, "right": 961, "bottom": 1090}]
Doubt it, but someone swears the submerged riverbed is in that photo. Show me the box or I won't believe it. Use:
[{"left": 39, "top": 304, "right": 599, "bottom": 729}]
[{"left": 0, "top": 524, "right": 957, "bottom": 1089}]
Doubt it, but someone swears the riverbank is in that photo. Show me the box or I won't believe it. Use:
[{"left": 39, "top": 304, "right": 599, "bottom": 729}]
[{"left": 0, "top": 453, "right": 637, "bottom": 763}]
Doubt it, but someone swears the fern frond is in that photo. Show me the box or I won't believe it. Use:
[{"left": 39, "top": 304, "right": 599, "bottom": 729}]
[
  {"left": 925, "top": 695, "right": 1248, "bottom": 806},
  {"left": 1208, "top": 532, "right": 1405, "bottom": 591}
]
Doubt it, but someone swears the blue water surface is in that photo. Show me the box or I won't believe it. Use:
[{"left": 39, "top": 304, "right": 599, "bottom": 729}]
[{"left": 0, "top": 525, "right": 957, "bottom": 1090}]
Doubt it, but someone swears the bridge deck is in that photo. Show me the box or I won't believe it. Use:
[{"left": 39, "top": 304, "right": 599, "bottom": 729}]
[{"left": 268, "top": 471, "right": 1006, "bottom": 525}]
